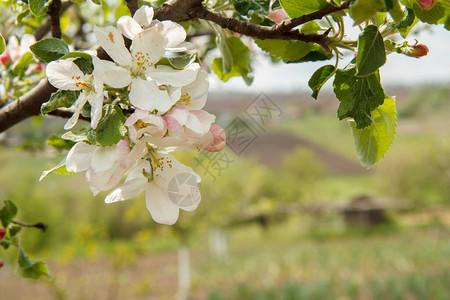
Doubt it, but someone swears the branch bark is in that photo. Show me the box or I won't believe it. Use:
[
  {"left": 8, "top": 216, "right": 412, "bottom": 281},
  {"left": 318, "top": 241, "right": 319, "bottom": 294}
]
[{"left": 48, "top": 0, "right": 62, "bottom": 38}]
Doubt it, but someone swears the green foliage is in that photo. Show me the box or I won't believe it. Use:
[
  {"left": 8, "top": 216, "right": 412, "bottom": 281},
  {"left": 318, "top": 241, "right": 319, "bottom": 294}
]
[
  {"left": 349, "top": 96, "right": 397, "bottom": 168},
  {"left": 157, "top": 53, "right": 198, "bottom": 69},
  {"left": 12, "top": 52, "right": 34, "bottom": 76},
  {"left": 47, "top": 135, "right": 75, "bottom": 151},
  {"left": 413, "top": 2, "right": 446, "bottom": 24},
  {"left": 0, "top": 200, "right": 18, "bottom": 228},
  {"left": 17, "top": 247, "right": 50, "bottom": 280},
  {"left": 356, "top": 25, "right": 386, "bottom": 77},
  {"left": 333, "top": 61, "right": 385, "bottom": 129},
  {"left": 350, "top": 0, "right": 386, "bottom": 25},
  {"left": 30, "top": 38, "right": 70, "bottom": 62},
  {"left": 255, "top": 39, "right": 312, "bottom": 62},
  {"left": 29, "top": 0, "right": 50, "bottom": 16},
  {"left": 212, "top": 35, "right": 253, "bottom": 85},
  {"left": 0, "top": 34, "right": 5, "bottom": 54},
  {"left": 232, "top": 0, "right": 270, "bottom": 16},
  {"left": 308, "top": 64, "right": 335, "bottom": 99},
  {"left": 41, "top": 90, "right": 78, "bottom": 115},
  {"left": 280, "top": 0, "right": 329, "bottom": 18},
  {"left": 87, "top": 105, "right": 127, "bottom": 147}
]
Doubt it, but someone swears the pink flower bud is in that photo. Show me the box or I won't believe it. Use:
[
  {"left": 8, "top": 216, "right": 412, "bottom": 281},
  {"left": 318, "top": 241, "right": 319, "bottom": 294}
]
[
  {"left": 0, "top": 261, "right": 4, "bottom": 269},
  {"left": 0, "top": 229, "right": 5, "bottom": 240},
  {"left": 418, "top": 0, "right": 437, "bottom": 10},
  {"left": 410, "top": 44, "right": 429, "bottom": 58},
  {"left": 269, "top": 9, "right": 289, "bottom": 23},
  {"left": 204, "top": 125, "right": 226, "bottom": 152},
  {"left": 0, "top": 51, "right": 11, "bottom": 66}
]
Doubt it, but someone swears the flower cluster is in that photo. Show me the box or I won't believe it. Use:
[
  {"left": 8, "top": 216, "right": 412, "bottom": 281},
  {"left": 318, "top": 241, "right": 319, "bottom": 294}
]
[{"left": 44, "top": 6, "right": 225, "bottom": 225}]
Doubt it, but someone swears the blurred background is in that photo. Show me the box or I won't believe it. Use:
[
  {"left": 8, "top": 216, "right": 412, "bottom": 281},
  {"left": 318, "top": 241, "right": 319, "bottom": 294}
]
[{"left": 0, "top": 75, "right": 449, "bottom": 299}]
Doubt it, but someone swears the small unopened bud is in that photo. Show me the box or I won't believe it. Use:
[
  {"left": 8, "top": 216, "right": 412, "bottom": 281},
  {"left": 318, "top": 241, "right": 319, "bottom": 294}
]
[
  {"left": 418, "top": 0, "right": 437, "bottom": 10},
  {"left": 0, "top": 229, "right": 6, "bottom": 240},
  {"left": 204, "top": 125, "right": 226, "bottom": 152},
  {"left": 410, "top": 44, "right": 429, "bottom": 58},
  {"left": 0, "top": 261, "right": 4, "bottom": 269},
  {"left": 0, "top": 51, "right": 11, "bottom": 66},
  {"left": 269, "top": 9, "right": 289, "bottom": 23}
]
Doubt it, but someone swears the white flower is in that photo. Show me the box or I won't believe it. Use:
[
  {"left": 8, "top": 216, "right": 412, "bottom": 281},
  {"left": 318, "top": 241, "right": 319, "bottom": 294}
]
[
  {"left": 174, "top": 70, "right": 210, "bottom": 110},
  {"left": 7, "top": 34, "right": 36, "bottom": 61},
  {"left": 46, "top": 58, "right": 107, "bottom": 129},
  {"left": 65, "top": 139, "right": 146, "bottom": 194},
  {"left": 105, "top": 153, "right": 201, "bottom": 225},
  {"left": 117, "top": 5, "right": 193, "bottom": 52},
  {"left": 93, "top": 25, "right": 200, "bottom": 113}
]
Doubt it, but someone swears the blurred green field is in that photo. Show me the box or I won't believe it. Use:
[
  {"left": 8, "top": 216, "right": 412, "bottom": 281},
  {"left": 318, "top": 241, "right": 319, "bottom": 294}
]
[{"left": 0, "top": 86, "right": 449, "bottom": 299}]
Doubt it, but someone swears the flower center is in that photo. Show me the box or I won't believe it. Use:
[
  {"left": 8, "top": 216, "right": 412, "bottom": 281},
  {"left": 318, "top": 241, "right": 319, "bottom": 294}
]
[
  {"left": 176, "top": 93, "right": 191, "bottom": 106},
  {"left": 132, "top": 51, "right": 151, "bottom": 76},
  {"left": 151, "top": 155, "right": 173, "bottom": 178}
]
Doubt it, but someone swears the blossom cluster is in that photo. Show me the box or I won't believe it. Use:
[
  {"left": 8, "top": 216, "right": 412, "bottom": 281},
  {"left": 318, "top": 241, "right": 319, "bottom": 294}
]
[{"left": 45, "top": 6, "right": 225, "bottom": 225}]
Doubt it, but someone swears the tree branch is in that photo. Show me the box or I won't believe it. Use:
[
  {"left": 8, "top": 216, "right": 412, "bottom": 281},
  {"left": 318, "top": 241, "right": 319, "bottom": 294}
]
[
  {"left": 273, "top": 1, "right": 353, "bottom": 33},
  {"left": 48, "top": 0, "right": 62, "bottom": 38},
  {"left": 125, "top": 0, "right": 139, "bottom": 16},
  {"left": 35, "top": 1, "right": 72, "bottom": 40}
]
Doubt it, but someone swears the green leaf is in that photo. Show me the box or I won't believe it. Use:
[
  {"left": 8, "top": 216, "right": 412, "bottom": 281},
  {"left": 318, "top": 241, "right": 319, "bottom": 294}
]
[
  {"left": 308, "top": 65, "right": 336, "bottom": 99},
  {"left": 39, "top": 158, "right": 75, "bottom": 182},
  {"left": 333, "top": 62, "right": 385, "bottom": 129},
  {"left": 41, "top": 90, "right": 78, "bottom": 114},
  {"left": 9, "top": 225, "right": 22, "bottom": 238},
  {"left": 356, "top": 25, "right": 386, "bottom": 77},
  {"left": 30, "top": 38, "right": 69, "bottom": 63},
  {"left": 216, "top": 30, "right": 233, "bottom": 74},
  {"left": 18, "top": 247, "right": 50, "bottom": 280},
  {"left": 47, "top": 135, "right": 75, "bottom": 151},
  {"left": 0, "top": 34, "right": 5, "bottom": 55},
  {"left": 29, "top": 0, "right": 50, "bottom": 16},
  {"left": 87, "top": 105, "right": 127, "bottom": 147},
  {"left": 157, "top": 53, "right": 198, "bottom": 69},
  {"left": 350, "top": 96, "right": 397, "bottom": 168},
  {"left": 232, "top": 0, "right": 271, "bottom": 16},
  {"left": 60, "top": 51, "right": 92, "bottom": 60},
  {"left": 350, "top": 0, "right": 386, "bottom": 25},
  {"left": 254, "top": 39, "right": 313, "bottom": 62},
  {"left": 413, "top": 2, "right": 445, "bottom": 24},
  {"left": 287, "top": 47, "right": 333, "bottom": 63},
  {"left": 212, "top": 36, "right": 253, "bottom": 85},
  {"left": 62, "top": 129, "right": 90, "bottom": 143},
  {"left": 388, "top": 0, "right": 405, "bottom": 23},
  {"left": 0, "top": 200, "right": 18, "bottom": 228},
  {"left": 280, "top": 0, "right": 329, "bottom": 18},
  {"left": 12, "top": 52, "right": 34, "bottom": 76},
  {"left": 73, "top": 57, "right": 93, "bottom": 74}
]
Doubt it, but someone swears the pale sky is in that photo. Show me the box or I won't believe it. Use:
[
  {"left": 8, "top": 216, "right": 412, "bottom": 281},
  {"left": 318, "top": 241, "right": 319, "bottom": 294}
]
[{"left": 209, "top": 24, "right": 450, "bottom": 93}]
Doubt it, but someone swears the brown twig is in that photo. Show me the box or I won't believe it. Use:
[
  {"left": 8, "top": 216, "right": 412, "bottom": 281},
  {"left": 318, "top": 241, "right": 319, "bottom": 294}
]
[
  {"left": 125, "top": 0, "right": 139, "bottom": 16},
  {"left": 11, "top": 220, "right": 48, "bottom": 232},
  {"left": 48, "top": 0, "right": 62, "bottom": 38},
  {"left": 35, "top": 1, "right": 72, "bottom": 40}
]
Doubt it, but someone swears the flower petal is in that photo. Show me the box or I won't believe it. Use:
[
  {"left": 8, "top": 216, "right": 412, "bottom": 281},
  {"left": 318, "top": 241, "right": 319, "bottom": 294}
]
[
  {"left": 181, "top": 70, "right": 209, "bottom": 110},
  {"left": 91, "top": 145, "right": 118, "bottom": 173},
  {"left": 94, "top": 26, "right": 132, "bottom": 66},
  {"left": 129, "top": 78, "right": 172, "bottom": 113},
  {"left": 185, "top": 110, "right": 215, "bottom": 136},
  {"left": 159, "top": 20, "right": 186, "bottom": 48},
  {"left": 131, "top": 25, "right": 168, "bottom": 67},
  {"left": 66, "top": 142, "right": 96, "bottom": 172},
  {"left": 92, "top": 56, "right": 131, "bottom": 88},
  {"left": 64, "top": 92, "right": 88, "bottom": 130},
  {"left": 117, "top": 15, "right": 142, "bottom": 40},
  {"left": 46, "top": 60, "right": 86, "bottom": 90},
  {"left": 145, "top": 182, "right": 179, "bottom": 225},
  {"left": 148, "top": 63, "right": 200, "bottom": 87},
  {"left": 105, "top": 177, "right": 148, "bottom": 203},
  {"left": 133, "top": 5, "right": 154, "bottom": 27}
]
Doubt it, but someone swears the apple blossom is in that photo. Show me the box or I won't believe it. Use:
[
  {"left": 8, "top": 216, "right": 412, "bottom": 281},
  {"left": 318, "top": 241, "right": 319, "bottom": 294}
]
[
  {"left": 4, "top": 34, "right": 36, "bottom": 62},
  {"left": 104, "top": 153, "right": 201, "bottom": 225},
  {"left": 0, "top": 229, "right": 5, "bottom": 240},
  {"left": 93, "top": 25, "right": 200, "bottom": 113},
  {"left": 45, "top": 58, "right": 106, "bottom": 129}
]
